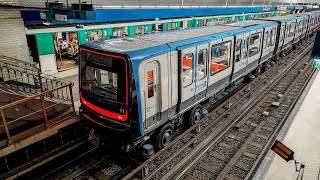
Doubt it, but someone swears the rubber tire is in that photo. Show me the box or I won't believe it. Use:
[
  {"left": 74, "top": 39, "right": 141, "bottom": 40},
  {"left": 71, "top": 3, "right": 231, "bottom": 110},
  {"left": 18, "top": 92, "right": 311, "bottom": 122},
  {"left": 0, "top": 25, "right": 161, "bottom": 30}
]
[
  {"left": 187, "top": 105, "right": 202, "bottom": 127},
  {"left": 155, "top": 123, "right": 174, "bottom": 150},
  {"left": 254, "top": 65, "right": 262, "bottom": 77},
  {"left": 262, "top": 60, "right": 270, "bottom": 72}
]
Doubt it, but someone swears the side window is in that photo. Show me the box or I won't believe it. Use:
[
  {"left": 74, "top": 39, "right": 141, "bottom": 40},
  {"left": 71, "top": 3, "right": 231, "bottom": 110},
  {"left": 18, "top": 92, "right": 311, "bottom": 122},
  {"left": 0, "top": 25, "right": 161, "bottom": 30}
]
[
  {"left": 147, "top": 70, "right": 154, "bottom": 98},
  {"left": 211, "top": 41, "right": 231, "bottom": 75},
  {"left": 182, "top": 53, "right": 194, "bottom": 87},
  {"left": 235, "top": 39, "right": 242, "bottom": 62},
  {"left": 197, "top": 49, "right": 207, "bottom": 80},
  {"left": 263, "top": 30, "right": 268, "bottom": 48},
  {"left": 249, "top": 32, "right": 261, "bottom": 57}
]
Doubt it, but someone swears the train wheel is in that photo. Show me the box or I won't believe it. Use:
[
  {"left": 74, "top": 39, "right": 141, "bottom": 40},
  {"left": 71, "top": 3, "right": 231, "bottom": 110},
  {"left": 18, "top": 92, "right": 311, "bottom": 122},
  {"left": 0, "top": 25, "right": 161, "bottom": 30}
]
[
  {"left": 155, "top": 123, "right": 174, "bottom": 150},
  {"left": 188, "top": 105, "right": 202, "bottom": 127}
]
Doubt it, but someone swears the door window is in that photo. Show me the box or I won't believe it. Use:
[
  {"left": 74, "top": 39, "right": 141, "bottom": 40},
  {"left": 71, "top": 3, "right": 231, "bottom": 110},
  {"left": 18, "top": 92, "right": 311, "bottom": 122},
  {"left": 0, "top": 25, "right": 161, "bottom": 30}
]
[
  {"left": 235, "top": 39, "right": 242, "bottom": 62},
  {"left": 197, "top": 49, "right": 207, "bottom": 80},
  {"left": 182, "top": 53, "right": 194, "bottom": 87},
  {"left": 242, "top": 38, "right": 248, "bottom": 59},
  {"left": 264, "top": 30, "right": 268, "bottom": 48},
  {"left": 147, "top": 70, "right": 154, "bottom": 98}
]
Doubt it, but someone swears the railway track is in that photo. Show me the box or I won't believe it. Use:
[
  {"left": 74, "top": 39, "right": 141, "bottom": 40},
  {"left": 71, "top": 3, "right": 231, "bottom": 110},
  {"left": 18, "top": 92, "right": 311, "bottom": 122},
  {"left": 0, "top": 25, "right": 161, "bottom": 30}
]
[
  {"left": 22, "top": 38, "right": 315, "bottom": 180},
  {"left": 123, "top": 38, "right": 316, "bottom": 180}
]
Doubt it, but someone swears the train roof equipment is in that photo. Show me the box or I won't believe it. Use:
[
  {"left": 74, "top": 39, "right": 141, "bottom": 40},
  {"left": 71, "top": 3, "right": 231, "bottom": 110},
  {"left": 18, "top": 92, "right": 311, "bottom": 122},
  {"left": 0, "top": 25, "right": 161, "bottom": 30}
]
[{"left": 82, "top": 20, "right": 276, "bottom": 63}]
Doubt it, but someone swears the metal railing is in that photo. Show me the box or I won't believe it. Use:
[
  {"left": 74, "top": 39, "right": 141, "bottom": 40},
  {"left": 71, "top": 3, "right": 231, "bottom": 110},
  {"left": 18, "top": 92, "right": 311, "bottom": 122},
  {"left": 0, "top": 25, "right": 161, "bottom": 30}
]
[
  {"left": 0, "top": 83, "right": 75, "bottom": 148},
  {"left": 0, "top": 61, "right": 73, "bottom": 100}
]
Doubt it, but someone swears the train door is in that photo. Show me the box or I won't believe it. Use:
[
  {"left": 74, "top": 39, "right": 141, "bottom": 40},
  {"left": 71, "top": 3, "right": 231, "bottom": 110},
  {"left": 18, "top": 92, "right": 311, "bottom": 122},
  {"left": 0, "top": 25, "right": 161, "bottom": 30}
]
[
  {"left": 144, "top": 61, "right": 160, "bottom": 127},
  {"left": 180, "top": 46, "right": 196, "bottom": 111},
  {"left": 243, "top": 33, "right": 250, "bottom": 74},
  {"left": 233, "top": 34, "right": 248, "bottom": 80},
  {"left": 194, "top": 44, "right": 208, "bottom": 103}
]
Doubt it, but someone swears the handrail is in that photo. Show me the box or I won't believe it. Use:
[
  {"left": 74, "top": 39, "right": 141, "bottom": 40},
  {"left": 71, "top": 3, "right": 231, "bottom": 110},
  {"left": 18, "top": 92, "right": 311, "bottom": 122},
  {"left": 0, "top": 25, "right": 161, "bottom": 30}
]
[{"left": 0, "top": 83, "right": 75, "bottom": 147}]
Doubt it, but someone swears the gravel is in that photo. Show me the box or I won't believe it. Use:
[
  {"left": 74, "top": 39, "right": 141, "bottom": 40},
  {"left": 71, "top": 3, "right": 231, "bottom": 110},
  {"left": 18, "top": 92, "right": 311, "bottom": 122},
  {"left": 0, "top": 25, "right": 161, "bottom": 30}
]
[
  {"left": 221, "top": 137, "right": 242, "bottom": 148},
  {"left": 202, "top": 155, "right": 226, "bottom": 169},
  {"left": 246, "top": 145, "right": 261, "bottom": 155},
  {"left": 239, "top": 124, "right": 255, "bottom": 132},
  {"left": 238, "top": 155, "right": 255, "bottom": 166},
  {"left": 228, "top": 166, "right": 248, "bottom": 179},
  {"left": 213, "top": 146, "right": 234, "bottom": 158},
  {"left": 253, "top": 137, "right": 267, "bottom": 145},
  {"left": 259, "top": 128, "right": 273, "bottom": 137},
  {"left": 189, "top": 167, "right": 216, "bottom": 180}
]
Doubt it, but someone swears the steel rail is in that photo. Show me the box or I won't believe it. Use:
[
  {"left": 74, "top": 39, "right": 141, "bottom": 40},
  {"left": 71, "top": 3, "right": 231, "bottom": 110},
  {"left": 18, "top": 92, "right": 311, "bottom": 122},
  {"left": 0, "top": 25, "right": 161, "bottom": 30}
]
[
  {"left": 245, "top": 67, "right": 317, "bottom": 180},
  {"left": 166, "top": 42, "right": 314, "bottom": 180}
]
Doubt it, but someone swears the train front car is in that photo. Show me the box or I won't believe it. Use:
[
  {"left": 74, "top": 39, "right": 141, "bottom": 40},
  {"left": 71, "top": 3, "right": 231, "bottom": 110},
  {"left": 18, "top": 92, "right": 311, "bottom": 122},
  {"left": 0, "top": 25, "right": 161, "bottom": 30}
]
[{"left": 79, "top": 46, "right": 140, "bottom": 150}]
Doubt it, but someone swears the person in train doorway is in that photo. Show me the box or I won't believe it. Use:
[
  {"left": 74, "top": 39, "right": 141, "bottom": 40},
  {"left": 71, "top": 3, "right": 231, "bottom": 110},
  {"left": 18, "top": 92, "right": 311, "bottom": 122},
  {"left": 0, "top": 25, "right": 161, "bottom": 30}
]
[{"left": 58, "top": 38, "right": 69, "bottom": 53}]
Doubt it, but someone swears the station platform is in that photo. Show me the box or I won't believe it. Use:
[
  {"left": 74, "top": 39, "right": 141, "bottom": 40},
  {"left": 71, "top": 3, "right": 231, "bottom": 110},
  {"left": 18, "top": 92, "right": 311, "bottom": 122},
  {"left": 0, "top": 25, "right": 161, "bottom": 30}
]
[{"left": 254, "top": 69, "right": 320, "bottom": 180}]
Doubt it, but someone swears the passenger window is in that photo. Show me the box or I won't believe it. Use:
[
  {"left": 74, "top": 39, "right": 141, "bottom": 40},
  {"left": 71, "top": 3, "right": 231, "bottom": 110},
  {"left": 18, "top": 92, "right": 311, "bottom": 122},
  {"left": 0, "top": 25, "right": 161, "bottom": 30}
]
[
  {"left": 235, "top": 39, "right": 242, "bottom": 62},
  {"left": 198, "top": 49, "right": 207, "bottom": 80},
  {"left": 249, "top": 32, "right": 261, "bottom": 57},
  {"left": 211, "top": 41, "right": 231, "bottom": 75},
  {"left": 182, "top": 53, "right": 194, "bottom": 87},
  {"left": 147, "top": 70, "right": 154, "bottom": 98}
]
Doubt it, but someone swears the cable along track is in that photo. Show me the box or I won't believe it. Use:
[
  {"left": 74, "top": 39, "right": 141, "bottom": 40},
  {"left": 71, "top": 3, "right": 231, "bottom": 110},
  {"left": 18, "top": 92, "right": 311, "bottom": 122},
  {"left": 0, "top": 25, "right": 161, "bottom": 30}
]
[{"left": 123, "top": 38, "right": 316, "bottom": 180}]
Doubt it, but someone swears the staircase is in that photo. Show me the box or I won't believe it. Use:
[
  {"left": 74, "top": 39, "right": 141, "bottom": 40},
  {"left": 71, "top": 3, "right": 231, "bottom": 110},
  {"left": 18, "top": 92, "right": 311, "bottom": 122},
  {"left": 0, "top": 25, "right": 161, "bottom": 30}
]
[
  {"left": 0, "top": 57, "right": 76, "bottom": 148},
  {"left": 0, "top": 56, "right": 73, "bottom": 100}
]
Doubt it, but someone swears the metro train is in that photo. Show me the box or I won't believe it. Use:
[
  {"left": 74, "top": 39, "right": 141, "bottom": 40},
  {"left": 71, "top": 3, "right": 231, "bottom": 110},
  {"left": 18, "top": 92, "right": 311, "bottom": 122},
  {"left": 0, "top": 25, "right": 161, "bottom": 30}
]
[{"left": 79, "top": 11, "right": 320, "bottom": 151}]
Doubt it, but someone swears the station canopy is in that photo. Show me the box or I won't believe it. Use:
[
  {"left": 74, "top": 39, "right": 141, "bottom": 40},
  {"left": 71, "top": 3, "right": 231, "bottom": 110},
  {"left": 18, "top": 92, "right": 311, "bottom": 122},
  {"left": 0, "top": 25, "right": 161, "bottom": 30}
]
[{"left": 1, "top": 0, "right": 319, "bottom": 9}]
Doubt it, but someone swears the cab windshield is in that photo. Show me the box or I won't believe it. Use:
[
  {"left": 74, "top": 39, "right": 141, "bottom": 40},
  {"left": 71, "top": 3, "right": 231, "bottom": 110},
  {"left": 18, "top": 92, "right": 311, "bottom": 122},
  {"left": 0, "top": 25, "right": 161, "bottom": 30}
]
[{"left": 80, "top": 50, "right": 127, "bottom": 104}]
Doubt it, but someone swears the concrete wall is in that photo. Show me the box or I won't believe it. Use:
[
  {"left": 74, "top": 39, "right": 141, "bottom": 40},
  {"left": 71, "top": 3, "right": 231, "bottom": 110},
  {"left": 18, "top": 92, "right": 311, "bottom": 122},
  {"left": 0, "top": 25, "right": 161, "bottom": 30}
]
[{"left": 0, "top": 8, "right": 31, "bottom": 63}]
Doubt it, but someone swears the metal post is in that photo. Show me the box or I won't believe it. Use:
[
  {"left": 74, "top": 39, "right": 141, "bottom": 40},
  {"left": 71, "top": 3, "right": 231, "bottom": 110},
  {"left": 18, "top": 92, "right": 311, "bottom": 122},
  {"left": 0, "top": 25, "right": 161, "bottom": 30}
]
[
  {"left": 1, "top": 109, "right": 13, "bottom": 145},
  {"left": 181, "top": 0, "right": 184, "bottom": 7},
  {"left": 69, "top": 85, "right": 76, "bottom": 114},
  {"left": 252, "top": 0, "right": 255, "bottom": 6},
  {"left": 40, "top": 95, "right": 49, "bottom": 129},
  {"left": 226, "top": 0, "right": 228, "bottom": 6},
  {"left": 79, "top": 0, "right": 81, "bottom": 11}
]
